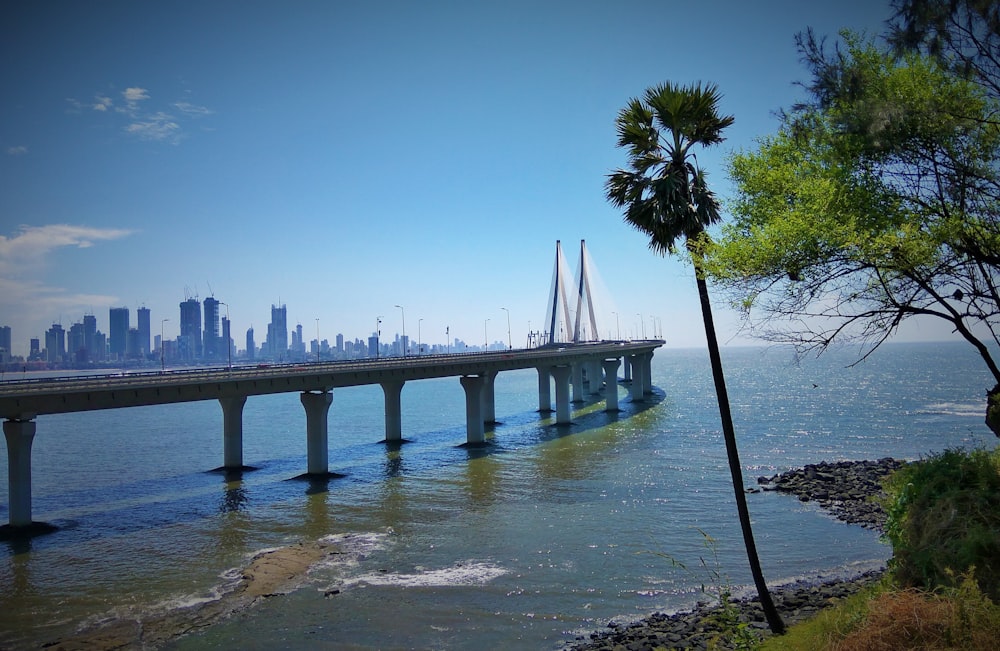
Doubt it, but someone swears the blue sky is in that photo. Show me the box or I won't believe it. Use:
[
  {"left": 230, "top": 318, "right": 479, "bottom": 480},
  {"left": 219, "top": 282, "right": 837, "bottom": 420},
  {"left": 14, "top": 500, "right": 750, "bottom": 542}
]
[{"left": 3, "top": 0, "right": 943, "bottom": 358}]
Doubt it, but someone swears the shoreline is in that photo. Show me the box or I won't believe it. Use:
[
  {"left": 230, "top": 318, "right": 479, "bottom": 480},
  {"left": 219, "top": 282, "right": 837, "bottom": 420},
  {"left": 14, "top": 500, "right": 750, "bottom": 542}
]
[{"left": 565, "top": 457, "right": 903, "bottom": 650}]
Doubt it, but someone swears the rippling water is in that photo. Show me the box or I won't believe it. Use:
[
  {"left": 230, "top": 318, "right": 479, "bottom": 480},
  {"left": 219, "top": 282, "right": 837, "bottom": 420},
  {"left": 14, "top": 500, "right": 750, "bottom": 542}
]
[{"left": 1, "top": 342, "right": 996, "bottom": 649}]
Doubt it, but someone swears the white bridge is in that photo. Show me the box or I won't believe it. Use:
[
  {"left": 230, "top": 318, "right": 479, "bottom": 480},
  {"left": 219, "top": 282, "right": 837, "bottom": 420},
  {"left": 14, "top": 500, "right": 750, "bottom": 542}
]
[{"left": 1, "top": 241, "right": 663, "bottom": 531}]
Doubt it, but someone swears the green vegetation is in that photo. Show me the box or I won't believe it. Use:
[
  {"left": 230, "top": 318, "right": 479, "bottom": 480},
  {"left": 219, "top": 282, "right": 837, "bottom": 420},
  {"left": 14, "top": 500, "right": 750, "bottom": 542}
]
[
  {"left": 882, "top": 448, "right": 1000, "bottom": 601},
  {"left": 758, "top": 447, "right": 1000, "bottom": 650},
  {"left": 701, "top": 0, "right": 1000, "bottom": 433}
]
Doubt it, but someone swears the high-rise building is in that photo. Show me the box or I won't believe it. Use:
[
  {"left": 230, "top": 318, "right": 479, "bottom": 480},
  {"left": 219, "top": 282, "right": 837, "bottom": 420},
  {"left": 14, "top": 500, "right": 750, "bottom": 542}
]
[
  {"left": 83, "top": 314, "right": 97, "bottom": 361},
  {"left": 203, "top": 297, "right": 220, "bottom": 361},
  {"left": 68, "top": 321, "right": 86, "bottom": 362},
  {"left": 126, "top": 328, "right": 141, "bottom": 358},
  {"left": 335, "top": 333, "right": 344, "bottom": 354},
  {"left": 221, "top": 316, "right": 231, "bottom": 364},
  {"left": 137, "top": 307, "right": 151, "bottom": 358},
  {"left": 109, "top": 307, "right": 129, "bottom": 359},
  {"left": 45, "top": 323, "right": 66, "bottom": 362},
  {"left": 0, "top": 325, "right": 11, "bottom": 362},
  {"left": 246, "top": 327, "right": 255, "bottom": 361},
  {"left": 179, "top": 298, "right": 202, "bottom": 361},
  {"left": 268, "top": 304, "right": 287, "bottom": 360},
  {"left": 30, "top": 338, "right": 40, "bottom": 360}
]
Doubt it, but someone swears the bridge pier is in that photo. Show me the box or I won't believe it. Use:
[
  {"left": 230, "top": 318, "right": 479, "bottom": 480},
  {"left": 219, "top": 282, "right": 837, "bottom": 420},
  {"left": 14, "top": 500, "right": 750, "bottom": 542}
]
[
  {"left": 482, "top": 370, "right": 498, "bottom": 425},
  {"left": 571, "top": 363, "right": 585, "bottom": 403},
  {"left": 300, "top": 391, "right": 333, "bottom": 475},
  {"left": 623, "top": 356, "right": 632, "bottom": 382},
  {"left": 640, "top": 352, "right": 654, "bottom": 395},
  {"left": 459, "top": 375, "right": 485, "bottom": 444},
  {"left": 3, "top": 418, "right": 36, "bottom": 528},
  {"left": 588, "top": 361, "right": 603, "bottom": 395},
  {"left": 628, "top": 354, "right": 645, "bottom": 402},
  {"left": 380, "top": 380, "right": 405, "bottom": 442},
  {"left": 551, "top": 365, "right": 572, "bottom": 424},
  {"left": 220, "top": 396, "right": 247, "bottom": 468},
  {"left": 602, "top": 358, "right": 621, "bottom": 412},
  {"left": 536, "top": 366, "right": 552, "bottom": 413}
]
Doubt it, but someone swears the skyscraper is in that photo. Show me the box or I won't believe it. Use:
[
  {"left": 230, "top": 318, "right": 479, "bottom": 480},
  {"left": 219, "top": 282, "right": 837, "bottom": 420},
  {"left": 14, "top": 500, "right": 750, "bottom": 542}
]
[
  {"left": 45, "top": 323, "right": 66, "bottom": 362},
  {"left": 83, "top": 314, "right": 97, "bottom": 361},
  {"left": 221, "top": 316, "right": 231, "bottom": 364},
  {"left": 109, "top": 307, "right": 129, "bottom": 359},
  {"left": 203, "top": 297, "right": 220, "bottom": 361},
  {"left": 268, "top": 304, "right": 287, "bottom": 360},
  {"left": 137, "top": 307, "right": 151, "bottom": 358},
  {"left": 0, "top": 325, "right": 11, "bottom": 362},
  {"left": 179, "top": 298, "right": 202, "bottom": 361},
  {"left": 246, "top": 326, "right": 255, "bottom": 361}
]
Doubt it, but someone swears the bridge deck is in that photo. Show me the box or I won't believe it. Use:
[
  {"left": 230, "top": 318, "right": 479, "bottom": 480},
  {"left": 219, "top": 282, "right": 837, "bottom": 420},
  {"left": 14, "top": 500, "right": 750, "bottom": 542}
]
[{"left": 0, "top": 341, "right": 662, "bottom": 419}]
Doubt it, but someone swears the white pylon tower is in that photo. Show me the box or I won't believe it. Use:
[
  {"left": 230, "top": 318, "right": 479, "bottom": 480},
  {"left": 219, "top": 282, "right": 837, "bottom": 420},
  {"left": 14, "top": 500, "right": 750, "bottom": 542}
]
[
  {"left": 573, "top": 240, "right": 599, "bottom": 342},
  {"left": 544, "top": 240, "right": 600, "bottom": 344}
]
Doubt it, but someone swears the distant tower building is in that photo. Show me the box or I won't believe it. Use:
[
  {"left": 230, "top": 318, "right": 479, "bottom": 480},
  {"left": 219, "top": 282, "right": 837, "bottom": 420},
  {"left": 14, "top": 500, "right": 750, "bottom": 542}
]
[
  {"left": 0, "top": 325, "right": 11, "bottom": 362},
  {"left": 68, "top": 321, "right": 86, "bottom": 363},
  {"left": 246, "top": 326, "right": 255, "bottom": 361},
  {"left": 83, "top": 314, "right": 97, "bottom": 361},
  {"left": 45, "top": 323, "right": 66, "bottom": 362},
  {"left": 221, "top": 316, "right": 231, "bottom": 363},
  {"left": 30, "top": 338, "right": 40, "bottom": 360},
  {"left": 109, "top": 307, "right": 129, "bottom": 359},
  {"left": 137, "top": 307, "right": 151, "bottom": 358},
  {"left": 336, "top": 333, "right": 344, "bottom": 354},
  {"left": 179, "top": 298, "right": 202, "bottom": 361},
  {"left": 203, "top": 297, "right": 220, "bottom": 361},
  {"left": 268, "top": 304, "right": 287, "bottom": 360},
  {"left": 126, "top": 327, "right": 141, "bottom": 358}
]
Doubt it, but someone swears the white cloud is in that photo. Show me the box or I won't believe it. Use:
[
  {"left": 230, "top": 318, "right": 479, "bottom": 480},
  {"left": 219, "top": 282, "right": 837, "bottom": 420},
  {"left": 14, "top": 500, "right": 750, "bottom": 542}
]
[
  {"left": 6, "top": 145, "right": 28, "bottom": 156},
  {"left": 122, "top": 87, "right": 149, "bottom": 103},
  {"left": 125, "top": 112, "right": 181, "bottom": 142},
  {"left": 68, "top": 86, "right": 212, "bottom": 144},
  {"left": 0, "top": 224, "right": 133, "bottom": 266},
  {"left": 173, "top": 101, "right": 213, "bottom": 116}
]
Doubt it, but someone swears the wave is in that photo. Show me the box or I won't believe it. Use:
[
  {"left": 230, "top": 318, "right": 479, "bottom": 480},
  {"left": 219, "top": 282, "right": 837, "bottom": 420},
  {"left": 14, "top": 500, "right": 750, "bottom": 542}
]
[
  {"left": 917, "top": 402, "right": 983, "bottom": 418},
  {"left": 335, "top": 560, "right": 508, "bottom": 589}
]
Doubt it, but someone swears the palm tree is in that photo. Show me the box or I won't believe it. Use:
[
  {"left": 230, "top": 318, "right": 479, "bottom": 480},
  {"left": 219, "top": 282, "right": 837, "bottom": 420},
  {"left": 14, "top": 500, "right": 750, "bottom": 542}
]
[{"left": 606, "top": 81, "right": 785, "bottom": 635}]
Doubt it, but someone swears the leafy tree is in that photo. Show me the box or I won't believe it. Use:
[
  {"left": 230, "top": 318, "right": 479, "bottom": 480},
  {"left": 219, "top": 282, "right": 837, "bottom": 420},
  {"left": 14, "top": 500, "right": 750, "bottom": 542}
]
[
  {"left": 704, "top": 26, "right": 1000, "bottom": 434},
  {"left": 606, "top": 81, "right": 785, "bottom": 635}
]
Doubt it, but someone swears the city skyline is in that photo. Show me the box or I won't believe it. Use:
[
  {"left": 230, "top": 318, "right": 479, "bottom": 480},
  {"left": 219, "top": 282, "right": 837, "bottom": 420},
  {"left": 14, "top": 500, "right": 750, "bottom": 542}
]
[{"left": 2, "top": 2, "right": 962, "bottom": 361}]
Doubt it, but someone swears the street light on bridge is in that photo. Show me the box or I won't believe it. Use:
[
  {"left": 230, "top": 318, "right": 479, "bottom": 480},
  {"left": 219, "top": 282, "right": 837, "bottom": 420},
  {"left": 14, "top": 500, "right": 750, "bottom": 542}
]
[
  {"left": 501, "top": 307, "right": 511, "bottom": 350},
  {"left": 484, "top": 318, "right": 489, "bottom": 351}
]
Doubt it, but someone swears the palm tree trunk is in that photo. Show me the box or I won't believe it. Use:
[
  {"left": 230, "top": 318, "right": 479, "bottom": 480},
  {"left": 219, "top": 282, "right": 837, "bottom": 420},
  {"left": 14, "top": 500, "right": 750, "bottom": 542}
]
[{"left": 693, "top": 264, "right": 786, "bottom": 635}]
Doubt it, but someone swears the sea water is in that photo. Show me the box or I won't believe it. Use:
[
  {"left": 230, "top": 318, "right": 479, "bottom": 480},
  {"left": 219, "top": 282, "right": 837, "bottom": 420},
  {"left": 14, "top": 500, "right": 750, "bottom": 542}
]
[{"left": 0, "top": 342, "right": 996, "bottom": 649}]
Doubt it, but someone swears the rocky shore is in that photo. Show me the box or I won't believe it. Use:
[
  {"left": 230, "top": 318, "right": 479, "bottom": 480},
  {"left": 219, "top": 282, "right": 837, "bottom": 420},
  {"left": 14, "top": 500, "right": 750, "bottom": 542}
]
[
  {"left": 755, "top": 457, "right": 906, "bottom": 530},
  {"left": 565, "top": 458, "right": 904, "bottom": 651}
]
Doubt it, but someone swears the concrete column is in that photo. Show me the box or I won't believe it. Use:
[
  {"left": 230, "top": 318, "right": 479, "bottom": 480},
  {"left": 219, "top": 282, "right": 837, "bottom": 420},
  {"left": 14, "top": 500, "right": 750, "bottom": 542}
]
[
  {"left": 300, "top": 391, "right": 333, "bottom": 475},
  {"left": 380, "top": 380, "right": 405, "bottom": 442},
  {"left": 602, "top": 358, "right": 622, "bottom": 412},
  {"left": 460, "top": 375, "right": 485, "bottom": 444},
  {"left": 482, "top": 370, "right": 498, "bottom": 425},
  {"left": 589, "top": 361, "right": 603, "bottom": 395},
  {"left": 220, "top": 396, "right": 247, "bottom": 469},
  {"left": 571, "top": 362, "right": 585, "bottom": 403},
  {"left": 550, "top": 365, "right": 572, "bottom": 424},
  {"left": 536, "top": 366, "right": 552, "bottom": 413},
  {"left": 623, "top": 356, "right": 632, "bottom": 382},
  {"left": 628, "top": 355, "right": 644, "bottom": 401},
  {"left": 3, "top": 418, "right": 36, "bottom": 528},
  {"left": 642, "top": 351, "right": 654, "bottom": 395}
]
